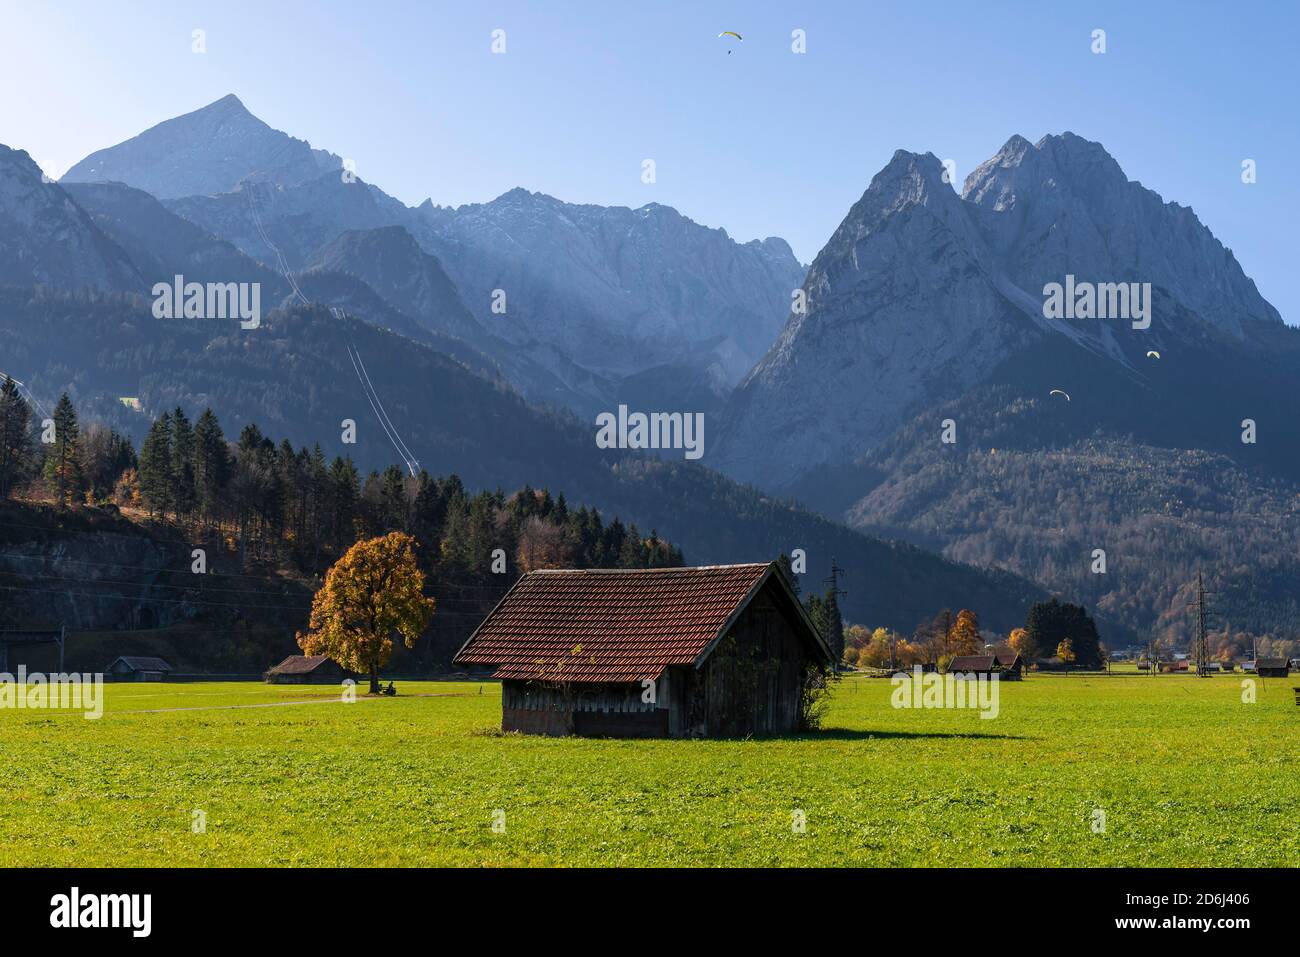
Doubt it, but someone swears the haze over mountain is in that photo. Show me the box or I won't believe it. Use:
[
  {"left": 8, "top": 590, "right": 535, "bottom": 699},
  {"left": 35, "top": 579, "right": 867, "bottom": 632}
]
[
  {"left": 306, "top": 226, "right": 487, "bottom": 344},
  {"left": 62, "top": 180, "right": 285, "bottom": 292},
  {"left": 62, "top": 94, "right": 342, "bottom": 199},
  {"left": 57, "top": 94, "right": 803, "bottom": 418},
  {"left": 0, "top": 286, "right": 1047, "bottom": 635},
  {"left": 0, "top": 145, "right": 142, "bottom": 292},
  {"left": 413, "top": 189, "right": 805, "bottom": 386}
]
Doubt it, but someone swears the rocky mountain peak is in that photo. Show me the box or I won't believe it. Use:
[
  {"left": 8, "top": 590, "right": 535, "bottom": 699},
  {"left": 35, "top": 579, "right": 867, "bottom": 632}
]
[
  {"left": 714, "top": 133, "right": 1284, "bottom": 490},
  {"left": 62, "top": 94, "right": 342, "bottom": 199}
]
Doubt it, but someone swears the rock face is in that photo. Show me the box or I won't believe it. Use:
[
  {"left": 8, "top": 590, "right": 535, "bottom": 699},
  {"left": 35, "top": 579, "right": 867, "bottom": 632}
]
[
  {"left": 0, "top": 145, "right": 142, "bottom": 292},
  {"left": 165, "top": 175, "right": 406, "bottom": 272},
  {"left": 62, "top": 94, "right": 341, "bottom": 199},
  {"left": 961, "top": 133, "right": 1279, "bottom": 337},
  {"left": 59, "top": 95, "right": 804, "bottom": 416},
  {"left": 713, "top": 134, "right": 1284, "bottom": 490},
  {"left": 415, "top": 190, "right": 805, "bottom": 386},
  {"left": 62, "top": 181, "right": 282, "bottom": 291},
  {"left": 0, "top": 516, "right": 179, "bottom": 631},
  {"left": 713, "top": 149, "right": 1025, "bottom": 486},
  {"left": 307, "top": 226, "right": 486, "bottom": 345}
]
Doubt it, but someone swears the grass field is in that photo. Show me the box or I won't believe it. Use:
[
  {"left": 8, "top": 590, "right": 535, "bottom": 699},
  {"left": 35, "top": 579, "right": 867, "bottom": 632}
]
[{"left": 1, "top": 673, "right": 1296, "bottom": 867}]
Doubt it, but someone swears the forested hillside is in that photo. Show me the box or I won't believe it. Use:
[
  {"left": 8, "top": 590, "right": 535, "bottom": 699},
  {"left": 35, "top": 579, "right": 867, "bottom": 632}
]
[{"left": 0, "top": 295, "right": 1050, "bottom": 643}]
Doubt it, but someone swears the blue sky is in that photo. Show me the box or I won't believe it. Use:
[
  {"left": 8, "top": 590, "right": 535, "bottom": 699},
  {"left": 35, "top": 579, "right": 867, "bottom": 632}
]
[{"left": 2, "top": 0, "right": 1296, "bottom": 321}]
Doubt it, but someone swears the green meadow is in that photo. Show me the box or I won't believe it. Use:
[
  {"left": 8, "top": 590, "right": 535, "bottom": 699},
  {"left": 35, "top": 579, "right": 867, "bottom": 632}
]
[{"left": 0, "top": 673, "right": 1295, "bottom": 867}]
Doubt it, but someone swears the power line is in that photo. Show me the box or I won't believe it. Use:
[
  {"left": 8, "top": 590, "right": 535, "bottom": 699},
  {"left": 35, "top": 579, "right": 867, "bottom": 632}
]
[
  {"left": 244, "top": 185, "right": 420, "bottom": 476},
  {"left": 0, "top": 581, "right": 310, "bottom": 612},
  {"left": 0, "top": 567, "right": 311, "bottom": 600}
]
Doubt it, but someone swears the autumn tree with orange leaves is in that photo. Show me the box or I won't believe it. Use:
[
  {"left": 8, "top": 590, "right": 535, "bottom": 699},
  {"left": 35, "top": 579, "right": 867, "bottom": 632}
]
[
  {"left": 947, "top": 609, "right": 983, "bottom": 655},
  {"left": 1008, "top": 627, "right": 1034, "bottom": 659},
  {"left": 297, "top": 532, "right": 435, "bottom": 694}
]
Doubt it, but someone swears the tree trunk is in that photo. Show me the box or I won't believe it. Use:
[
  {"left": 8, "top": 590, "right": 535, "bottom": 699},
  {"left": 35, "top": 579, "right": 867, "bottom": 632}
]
[{"left": 369, "top": 664, "right": 380, "bottom": 695}]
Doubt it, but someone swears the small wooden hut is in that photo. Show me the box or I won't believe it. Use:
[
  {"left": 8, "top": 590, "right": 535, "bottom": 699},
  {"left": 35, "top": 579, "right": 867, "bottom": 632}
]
[
  {"left": 105, "top": 656, "right": 172, "bottom": 682},
  {"left": 947, "top": 655, "right": 997, "bottom": 676},
  {"left": 1255, "top": 657, "right": 1290, "bottom": 678},
  {"left": 264, "top": 654, "right": 347, "bottom": 684},
  {"left": 454, "top": 563, "right": 833, "bottom": 738}
]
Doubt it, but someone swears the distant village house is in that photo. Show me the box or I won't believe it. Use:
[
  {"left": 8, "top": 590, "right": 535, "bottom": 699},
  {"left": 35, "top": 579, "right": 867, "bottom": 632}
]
[{"left": 105, "top": 656, "right": 172, "bottom": 682}]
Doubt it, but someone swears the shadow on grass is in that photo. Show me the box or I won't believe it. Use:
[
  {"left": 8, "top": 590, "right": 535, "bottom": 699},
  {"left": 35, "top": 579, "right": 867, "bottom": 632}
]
[
  {"left": 473, "top": 727, "right": 1037, "bottom": 742},
  {"left": 780, "top": 728, "right": 1034, "bottom": 742}
]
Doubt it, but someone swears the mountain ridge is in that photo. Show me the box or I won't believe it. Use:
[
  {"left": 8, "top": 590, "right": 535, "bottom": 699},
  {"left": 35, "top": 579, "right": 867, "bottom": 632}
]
[
  {"left": 62, "top": 94, "right": 342, "bottom": 199},
  {"left": 713, "top": 132, "right": 1286, "bottom": 490}
]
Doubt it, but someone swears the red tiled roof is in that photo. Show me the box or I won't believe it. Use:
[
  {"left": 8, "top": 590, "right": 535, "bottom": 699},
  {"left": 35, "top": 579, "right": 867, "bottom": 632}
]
[
  {"left": 267, "top": 654, "right": 334, "bottom": 675},
  {"left": 454, "top": 563, "right": 791, "bottom": 683}
]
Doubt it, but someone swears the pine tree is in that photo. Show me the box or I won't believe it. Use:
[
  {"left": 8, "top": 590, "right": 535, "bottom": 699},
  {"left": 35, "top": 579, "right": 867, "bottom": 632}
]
[
  {"left": 412, "top": 470, "right": 446, "bottom": 548},
  {"left": 603, "top": 517, "right": 627, "bottom": 567},
  {"left": 42, "top": 393, "right": 83, "bottom": 507},
  {"left": 1025, "top": 598, "right": 1103, "bottom": 668},
  {"left": 381, "top": 464, "right": 408, "bottom": 531},
  {"left": 0, "top": 377, "right": 33, "bottom": 499},
  {"left": 328, "top": 456, "right": 361, "bottom": 549},
  {"left": 170, "top": 407, "right": 197, "bottom": 521},
  {"left": 193, "top": 408, "right": 229, "bottom": 526},
  {"left": 805, "top": 593, "right": 827, "bottom": 641},
  {"left": 138, "top": 412, "right": 173, "bottom": 517},
  {"left": 618, "top": 523, "right": 645, "bottom": 567}
]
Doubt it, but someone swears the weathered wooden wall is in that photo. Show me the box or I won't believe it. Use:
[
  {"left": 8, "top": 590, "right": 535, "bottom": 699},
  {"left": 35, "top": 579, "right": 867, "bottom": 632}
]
[
  {"left": 679, "top": 587, "right": 809, "bottom": 737},
  {"left": 502, "top": 679, "right": 665, "bottom": 737}
]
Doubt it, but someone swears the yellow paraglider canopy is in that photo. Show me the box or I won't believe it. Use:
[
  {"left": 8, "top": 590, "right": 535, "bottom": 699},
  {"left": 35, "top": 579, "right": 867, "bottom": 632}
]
[{"left": 719, "top": 31, "right": 743, "bottom": 40}]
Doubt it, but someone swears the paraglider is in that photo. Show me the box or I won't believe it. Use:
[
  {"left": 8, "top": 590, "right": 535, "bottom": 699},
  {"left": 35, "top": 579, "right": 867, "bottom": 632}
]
[
  {"left": 1049, "top": 389, "right": 1071, "bottom": 402},
  {"left": 719, "top": 31, "right": 742, "bottom": 52},
  {"left": 1146, "top": 350, "right": 1161, "bottom": 359}
]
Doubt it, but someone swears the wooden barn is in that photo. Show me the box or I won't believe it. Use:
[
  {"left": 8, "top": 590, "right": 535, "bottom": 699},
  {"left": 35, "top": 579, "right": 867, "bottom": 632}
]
[
  {"left": 105, "top": 656, "right": 172, "bottom": 682},
  {"left": 1255, "top": 657, "right": 1290, "bottom": 678},
  {"left": 947, "top": 655, "right": 997, "bottom": 676},
  {"left": 994, "top": 652, "right": 1024, "bottom": 679},
  {"left": 453, "top": 563, "right": 834, "bottom": 738},
  {"left": 264, "top": 654, "right": 347, "bottom": 684}
]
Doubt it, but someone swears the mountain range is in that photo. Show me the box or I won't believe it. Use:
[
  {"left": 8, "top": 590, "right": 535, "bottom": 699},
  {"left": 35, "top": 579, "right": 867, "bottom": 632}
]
[
  {"left": 0, "top": 97, "right": 1053, "bottom": 635},
  {"left": 715, "top": 133, "right": 1297, "bottom": 642},
  {"left": 60, "top": 94, "right": 803, "bottom": 418},
  {"left": 2, "top": 94, "right": 1294, "bottom": 645}
]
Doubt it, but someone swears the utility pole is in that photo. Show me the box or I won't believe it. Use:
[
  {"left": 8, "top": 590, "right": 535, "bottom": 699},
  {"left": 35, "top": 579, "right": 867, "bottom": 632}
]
[
  {"left": 1192, "top": 571, "right": 1213, "bottom": 678},
  {"left": 822, "top": 558, "right": 848, "bottom": 665}
]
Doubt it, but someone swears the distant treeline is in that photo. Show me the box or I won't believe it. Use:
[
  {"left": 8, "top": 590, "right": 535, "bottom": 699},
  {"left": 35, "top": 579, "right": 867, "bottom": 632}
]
[{"left": 0, "top": 380, "right": 683, "bottom": 581}]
